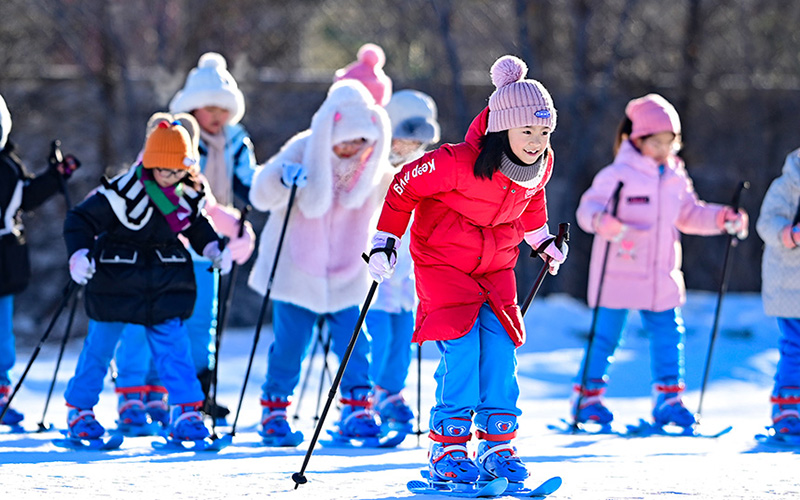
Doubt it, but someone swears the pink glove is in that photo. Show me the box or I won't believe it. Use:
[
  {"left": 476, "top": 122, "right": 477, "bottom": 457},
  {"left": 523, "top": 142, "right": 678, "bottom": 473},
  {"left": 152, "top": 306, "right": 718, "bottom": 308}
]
[
  {"left": 524, "top": 224, "right": 569, "bottom": 275},
  {"left": 227, "top": 221, "right": 256, "bottom": 265},
  {"left": 367, "top": 231, "right": 399, "bottom": 283},
  {"left": 69, "top": 249, "right": 95, "bottom": 285},
  {"left": 716, "top": 206, "right": 749, "bottom": 240},
  {"left": 781, "top": 224, "right": 800, "bottom": 249},
  {"left": 592, "top": 212, "right": 628, "bottom": 243}
]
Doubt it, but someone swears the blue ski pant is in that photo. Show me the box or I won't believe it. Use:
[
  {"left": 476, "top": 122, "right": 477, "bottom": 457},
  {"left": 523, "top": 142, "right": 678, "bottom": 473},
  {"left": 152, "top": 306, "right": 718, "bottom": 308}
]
[
  {"left": 773, "top": 318, "right": 800, "bottom": 396},
  {"left": 0, "top": 295, "right": 13, "bottom": 387},
  {"left": 575, "top": 306, "right": 686, "bottom": 389},
  {"left": 261, "top": 300, "right": 371, "bottom": 400},
  {"left": 429, "top": 303, "right": 521, "bottom": 435},
  {"left": 64, "top": 318, "right": 204, "bottom": 409},
  {"left": 365, "top": 308, "right": 414, "bottom": 394},
  {"left": 113, "top": 260, "right": 218, "bottom": 389}
]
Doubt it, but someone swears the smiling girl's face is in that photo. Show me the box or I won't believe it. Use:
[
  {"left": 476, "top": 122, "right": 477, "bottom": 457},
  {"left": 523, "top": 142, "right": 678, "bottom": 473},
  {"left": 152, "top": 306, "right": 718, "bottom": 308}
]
[{"left": 507, "top": 125, "right": 551, "bottom": 165}]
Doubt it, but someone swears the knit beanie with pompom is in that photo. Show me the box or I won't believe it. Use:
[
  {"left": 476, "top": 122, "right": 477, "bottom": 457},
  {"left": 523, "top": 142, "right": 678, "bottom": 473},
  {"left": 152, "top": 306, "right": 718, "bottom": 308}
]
[
  {"left": 169, "top": 52, "right": 245, "bottom": 125},
  {"left": 142, "top": 121, "right": 196, "bottom": 171},
  {"left": 487, "top": 55, "right": 556, "bottom": 133},
  {"left": 334, "top": 43, "right": 393, "bottom": 107},
  {"left": 625, "top": 93, "right": 681, "bottom": 139}
]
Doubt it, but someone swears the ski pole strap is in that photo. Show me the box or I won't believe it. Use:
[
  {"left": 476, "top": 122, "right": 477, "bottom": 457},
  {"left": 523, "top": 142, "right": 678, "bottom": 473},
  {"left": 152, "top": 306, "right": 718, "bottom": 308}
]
[
  {"left": 428, "top": 430, "right": 472, "bottom": 444},
  {"left": 475, "top": 429, "right": 518, "bottom": 441},
  {"left": 361, "top": 236, "right": 397, "bottom": 264}
]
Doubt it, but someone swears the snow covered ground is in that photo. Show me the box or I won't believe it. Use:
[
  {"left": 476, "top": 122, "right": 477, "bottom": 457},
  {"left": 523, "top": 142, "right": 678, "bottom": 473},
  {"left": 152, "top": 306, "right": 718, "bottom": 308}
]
[{"left": 1, "top": 292, "right": 797, "bottom": 499}]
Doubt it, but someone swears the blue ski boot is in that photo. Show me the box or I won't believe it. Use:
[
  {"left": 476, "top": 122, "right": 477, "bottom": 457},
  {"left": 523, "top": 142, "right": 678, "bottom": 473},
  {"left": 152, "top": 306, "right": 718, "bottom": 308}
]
[
  {"left": 145, "top": 387, "right": 169, "bottom": 427},
  {"left": 166, "top": 403, "right": 210, "bottom": 441},
  {"left": 67, "top": 407, "right": 105, "bottom": 439},
  {"left": 373, "top": 387, "right": 414, "bottom": 432},
  {"left": 428, "top": 417, "right": 480, "bottom": 483},
  {"left": 475, "top": 413, "right": 529, "bottom": 483},
  {"left": 0, "top": 386, "right": 24, "bottom": 426},
  {"left": 335, "top": 387, "right": 381, "bottom": 438},
  {"left": 259, "top": 396, "right": 303, "bottom": 446},
  {"left": 771, "top": 387, "right": 800, "bottom": 436},
  {"left": 116, "top": 387, "right": 149, "bottom": 429},
  {"left": 571, "top": 383, "right": 614, "bottom": 425},
  {"left": 652, "top": 384, "right": 696, "bottom": 428}
]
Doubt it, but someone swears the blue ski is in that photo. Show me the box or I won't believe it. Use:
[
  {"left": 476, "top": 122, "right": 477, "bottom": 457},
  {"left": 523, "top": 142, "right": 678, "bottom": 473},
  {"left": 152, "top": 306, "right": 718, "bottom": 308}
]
[
  {"left": 625, "top": 419, "right": 732, "bottom": 438},
  {"left": 323, "top": 428, "right": 407, "bottom": 448},
  {"left": 547, "top": 418, "right": 624, "bottom": 436},
  {"left": 260, "top": 429, "right": 304, "bottom": 447},
  {"left": 52, "top": 432, "right": 124, "bottom": 450},
  {"left": 755, "top": 428, "right": 800, "bottom": 448},
  {"left": 501, "top": 476, "right": 562, "bottom": 498},
  {"left": 151, "top": 433, "right": 231, "bottom": 451}
]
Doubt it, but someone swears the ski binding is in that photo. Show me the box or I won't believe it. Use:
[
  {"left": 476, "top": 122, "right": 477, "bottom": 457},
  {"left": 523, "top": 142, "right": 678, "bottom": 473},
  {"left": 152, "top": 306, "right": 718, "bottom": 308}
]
[
  {"left": 259, "top": 429, "right": 304, "bottom": 447},
  {"left": 625, "top": 418, "right": 732, "bottom": 438},
  {"left": 755, "top": 427, "right": 800, "bottom": 447},
  {"left": 408, "top": 474, "right": 508, "bottom": 497},
  {"left": 52, "top": 431, "right": 124, "bottom": 450}
]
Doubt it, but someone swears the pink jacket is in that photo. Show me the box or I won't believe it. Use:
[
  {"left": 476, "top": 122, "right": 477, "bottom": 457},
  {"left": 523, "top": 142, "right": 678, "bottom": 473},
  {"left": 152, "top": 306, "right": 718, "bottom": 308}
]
[{"left": 576, "top": 140, "right": 727, "bottom": 311}]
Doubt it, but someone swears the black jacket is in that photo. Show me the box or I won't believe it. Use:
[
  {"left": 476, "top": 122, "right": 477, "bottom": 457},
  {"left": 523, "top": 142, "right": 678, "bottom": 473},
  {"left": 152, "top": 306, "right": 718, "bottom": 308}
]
[
  {"left": 63, "top": 180, "right": 220, "bottom": 326},
  {"left": 0, "top": 143, "right": 62, "bottom": 296}
]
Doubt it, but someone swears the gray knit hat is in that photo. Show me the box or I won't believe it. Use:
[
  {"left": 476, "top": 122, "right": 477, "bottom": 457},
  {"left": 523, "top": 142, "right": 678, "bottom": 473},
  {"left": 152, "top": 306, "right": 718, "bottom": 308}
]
[{"left": 487, "top": 55, "right": 556, "bottom": 133}]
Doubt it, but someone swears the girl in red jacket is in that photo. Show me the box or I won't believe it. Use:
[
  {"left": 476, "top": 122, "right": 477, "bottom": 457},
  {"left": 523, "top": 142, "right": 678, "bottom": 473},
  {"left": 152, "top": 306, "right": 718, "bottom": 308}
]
[{"left": 368, "top": 55, "right": 567, "bottom": 487}]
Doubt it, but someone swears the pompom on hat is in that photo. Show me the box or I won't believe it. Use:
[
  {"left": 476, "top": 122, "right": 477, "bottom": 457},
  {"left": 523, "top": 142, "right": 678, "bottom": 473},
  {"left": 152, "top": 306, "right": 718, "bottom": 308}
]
[
  {"left": 487, "top": 55, "right": 556, "bottom": 133},
  {"left": 625, "top": 93, "right": 681, "bottom": 139},
  {"left": 384, "top": 89, "right": 440, "bottom": 144},
  {"left": 0, "top": 93, "right": 11, "bottom": 151},
  {"left": 334, "top": 43, "right": 392, "bottom": 107},
  {"left": 142, "top": 121, "right": 196, "bottom": 171},
  {"left": 169, "top": 52, "right": 245, "bottom": 125}
]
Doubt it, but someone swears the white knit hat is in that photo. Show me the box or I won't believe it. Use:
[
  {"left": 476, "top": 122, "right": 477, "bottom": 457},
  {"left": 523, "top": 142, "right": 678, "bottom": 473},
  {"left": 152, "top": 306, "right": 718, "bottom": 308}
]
[
  {"left": 384, "top": 90, "right": 440, "bottom": 144},
  {"left": 0, "top": 93, "right": 11, "bottom": 150},
  {"left": 169, "top": 52, "right": 245, "bottom": 125}
]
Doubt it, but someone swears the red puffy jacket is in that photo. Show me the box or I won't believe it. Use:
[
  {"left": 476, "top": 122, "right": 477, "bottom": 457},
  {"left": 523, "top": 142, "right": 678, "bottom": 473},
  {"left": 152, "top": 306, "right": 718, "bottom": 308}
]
[{"left": 376, "top": 107, "right": 553, "bottom": 347}]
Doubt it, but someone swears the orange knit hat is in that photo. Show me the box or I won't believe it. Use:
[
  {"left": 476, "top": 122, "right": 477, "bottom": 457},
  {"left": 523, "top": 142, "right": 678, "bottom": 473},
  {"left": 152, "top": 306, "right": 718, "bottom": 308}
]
[{"left": 141, "top": 121, "right": 196, "bottom": 170}]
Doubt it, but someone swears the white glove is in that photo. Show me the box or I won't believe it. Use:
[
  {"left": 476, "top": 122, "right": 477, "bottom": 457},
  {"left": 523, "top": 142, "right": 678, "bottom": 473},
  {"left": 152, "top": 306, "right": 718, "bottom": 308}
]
[
  {"left": 367, "top": 231, "right": 399, "bottom": 283},
  {"left": 203, "top": 240, "right": 233, "bottom": 275},
  {"left": 281, "top": 162, "right": 308, "bottom": 188},
  {"left": 69, "top": 248, "right": 95, "bottom": 285},
  {"left": 524, "top": 224, "right": 569, "bottom": 275}
]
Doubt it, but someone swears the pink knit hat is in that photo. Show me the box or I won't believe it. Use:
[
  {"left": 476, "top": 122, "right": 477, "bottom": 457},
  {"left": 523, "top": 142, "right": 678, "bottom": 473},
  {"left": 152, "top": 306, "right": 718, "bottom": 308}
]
[
  {"left": 487, "top": 55, "right": 556, "bottom": 133},
  {"left": 625, "top": 93, "right": 681, "bottom": 139},
  {"left": 334, "top": 43, "right": 392, "bottom": 107}
]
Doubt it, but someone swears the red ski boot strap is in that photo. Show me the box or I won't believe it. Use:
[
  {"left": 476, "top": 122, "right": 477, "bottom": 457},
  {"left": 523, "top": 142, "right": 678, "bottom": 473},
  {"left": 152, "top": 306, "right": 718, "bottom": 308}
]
[
  {"left": 428, "top": 431, "right": 472, "bottom": 444},
  {"left": 260, "top": 398, "right": 291, "bottom": 409},
  {"left": 654, "top": 383, "right": 685, "bottom": 394},
  {"left": 145, "top": 385, "right": 168, "bottom": 394},
  {"left": 771, "top": 394, "right": 800, "bottom": 405},
  {"left": 0, "top": 386, "right": 9, "bottom": 396},
  {"left": 574, "top": 384, "right": 605, "bottom": 397},
  {"left": 475, "top": 429, "right": 517, "bottom": 441},
  {"left": 115, "top": 385, "right": 149, "bottom": 395},
  {"left": 340, "top": 397, "right": 371, "bottom": 408}
]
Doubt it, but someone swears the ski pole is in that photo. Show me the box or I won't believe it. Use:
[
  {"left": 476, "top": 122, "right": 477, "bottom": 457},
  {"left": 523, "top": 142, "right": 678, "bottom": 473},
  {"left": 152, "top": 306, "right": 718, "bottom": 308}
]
[
  {"left": 415, "top": 342, "right": 426, "bottom": 447},
  {"left": 520, "top": 222, "right": 570, "bottom": 316},
  {"left": 228, "top": 185, "right": 297, "bottom": 437},
  {"left": 293, "top": 317, "right": 327, "bottom": 421},
  {"left": 0, "top": 281, "right": 78, "bottom": 425},
  {"left": 292, "top": 240, "right": 394, "bottom": 489},
  {"left": 696, "top": 181, "right": 749, "bottom": 420},
  {"left": 36, "top": 288, "right": 82, "bottom": 432},
  {"left": 572, "top": 181, "right": 624, "bottom": 432},
  {"left": 209, "top": 206, "right": 249, "bottom": 436},
  {"left": 312, "top": 326, "right": 334, "bottom": 421},
  {"left": 50, "top": 140, "right": 73, "bottom": 210}
]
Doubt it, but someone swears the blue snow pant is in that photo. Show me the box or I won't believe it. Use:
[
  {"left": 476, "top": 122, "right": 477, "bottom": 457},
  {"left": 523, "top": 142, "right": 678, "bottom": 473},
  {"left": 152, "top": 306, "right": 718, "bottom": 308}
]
[
  {"left": 64, "top": 318, "right": 204, "bottom": 409},
  {"left": 429, "top": 303, "right": 521, "bottom": 435},
  {"left": 773, "top": 318, "right": 800, "bottom": 396},
  {"left": 0, "top": 295, "right": 13, "bottom": 387},
  {"left": 366, "top": 308, "right": 414, "bottom": 394},
  {"left": 261, "top": 300, "right": 371, "bottom": 400},
  {"left": 575, "top": 306, "right": 686, "bottom": 389},
  {"left": 113, "top": 260, "right": 218, "bottom": 389}
]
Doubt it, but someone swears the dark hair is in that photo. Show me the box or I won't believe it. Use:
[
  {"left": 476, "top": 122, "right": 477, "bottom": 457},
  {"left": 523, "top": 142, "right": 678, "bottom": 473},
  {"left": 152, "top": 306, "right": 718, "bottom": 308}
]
[
  {"left": 613, "top": 116, "right": 633, "bottom": 155},
  {"left": 474, "top": 131, "right": 523, "bottom": 179}
]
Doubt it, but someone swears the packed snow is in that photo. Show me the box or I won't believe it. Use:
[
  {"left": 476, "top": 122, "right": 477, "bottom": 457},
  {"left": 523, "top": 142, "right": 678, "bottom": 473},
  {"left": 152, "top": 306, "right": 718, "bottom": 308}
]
[{"left": 0, "top": 291, "right": 796, "bottom": 499}]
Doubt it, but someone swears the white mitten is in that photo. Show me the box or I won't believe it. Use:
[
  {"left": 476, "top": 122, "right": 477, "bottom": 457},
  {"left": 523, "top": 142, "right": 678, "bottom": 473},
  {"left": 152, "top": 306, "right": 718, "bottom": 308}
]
[
  {"left": 203, "top": 240, "right": 233, "bottom": 275},
  {"left": 69, "top": 248, "right": 95, "bottom": 285},
  {"left": 367, "top": 231, "right": 400, "bottom": 283}
]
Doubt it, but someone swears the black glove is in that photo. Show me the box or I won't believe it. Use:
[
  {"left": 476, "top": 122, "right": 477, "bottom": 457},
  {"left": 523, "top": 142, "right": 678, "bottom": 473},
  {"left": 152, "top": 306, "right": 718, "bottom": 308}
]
[{"left": 49, "top": 140, "right": 81, "bottom": 179}]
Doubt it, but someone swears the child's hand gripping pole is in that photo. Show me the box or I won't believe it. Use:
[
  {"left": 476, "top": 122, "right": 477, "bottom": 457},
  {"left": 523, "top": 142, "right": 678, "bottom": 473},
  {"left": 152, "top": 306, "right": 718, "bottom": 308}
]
[{"left": 521, "top": 222, "right": 569, "bottom": 316}]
